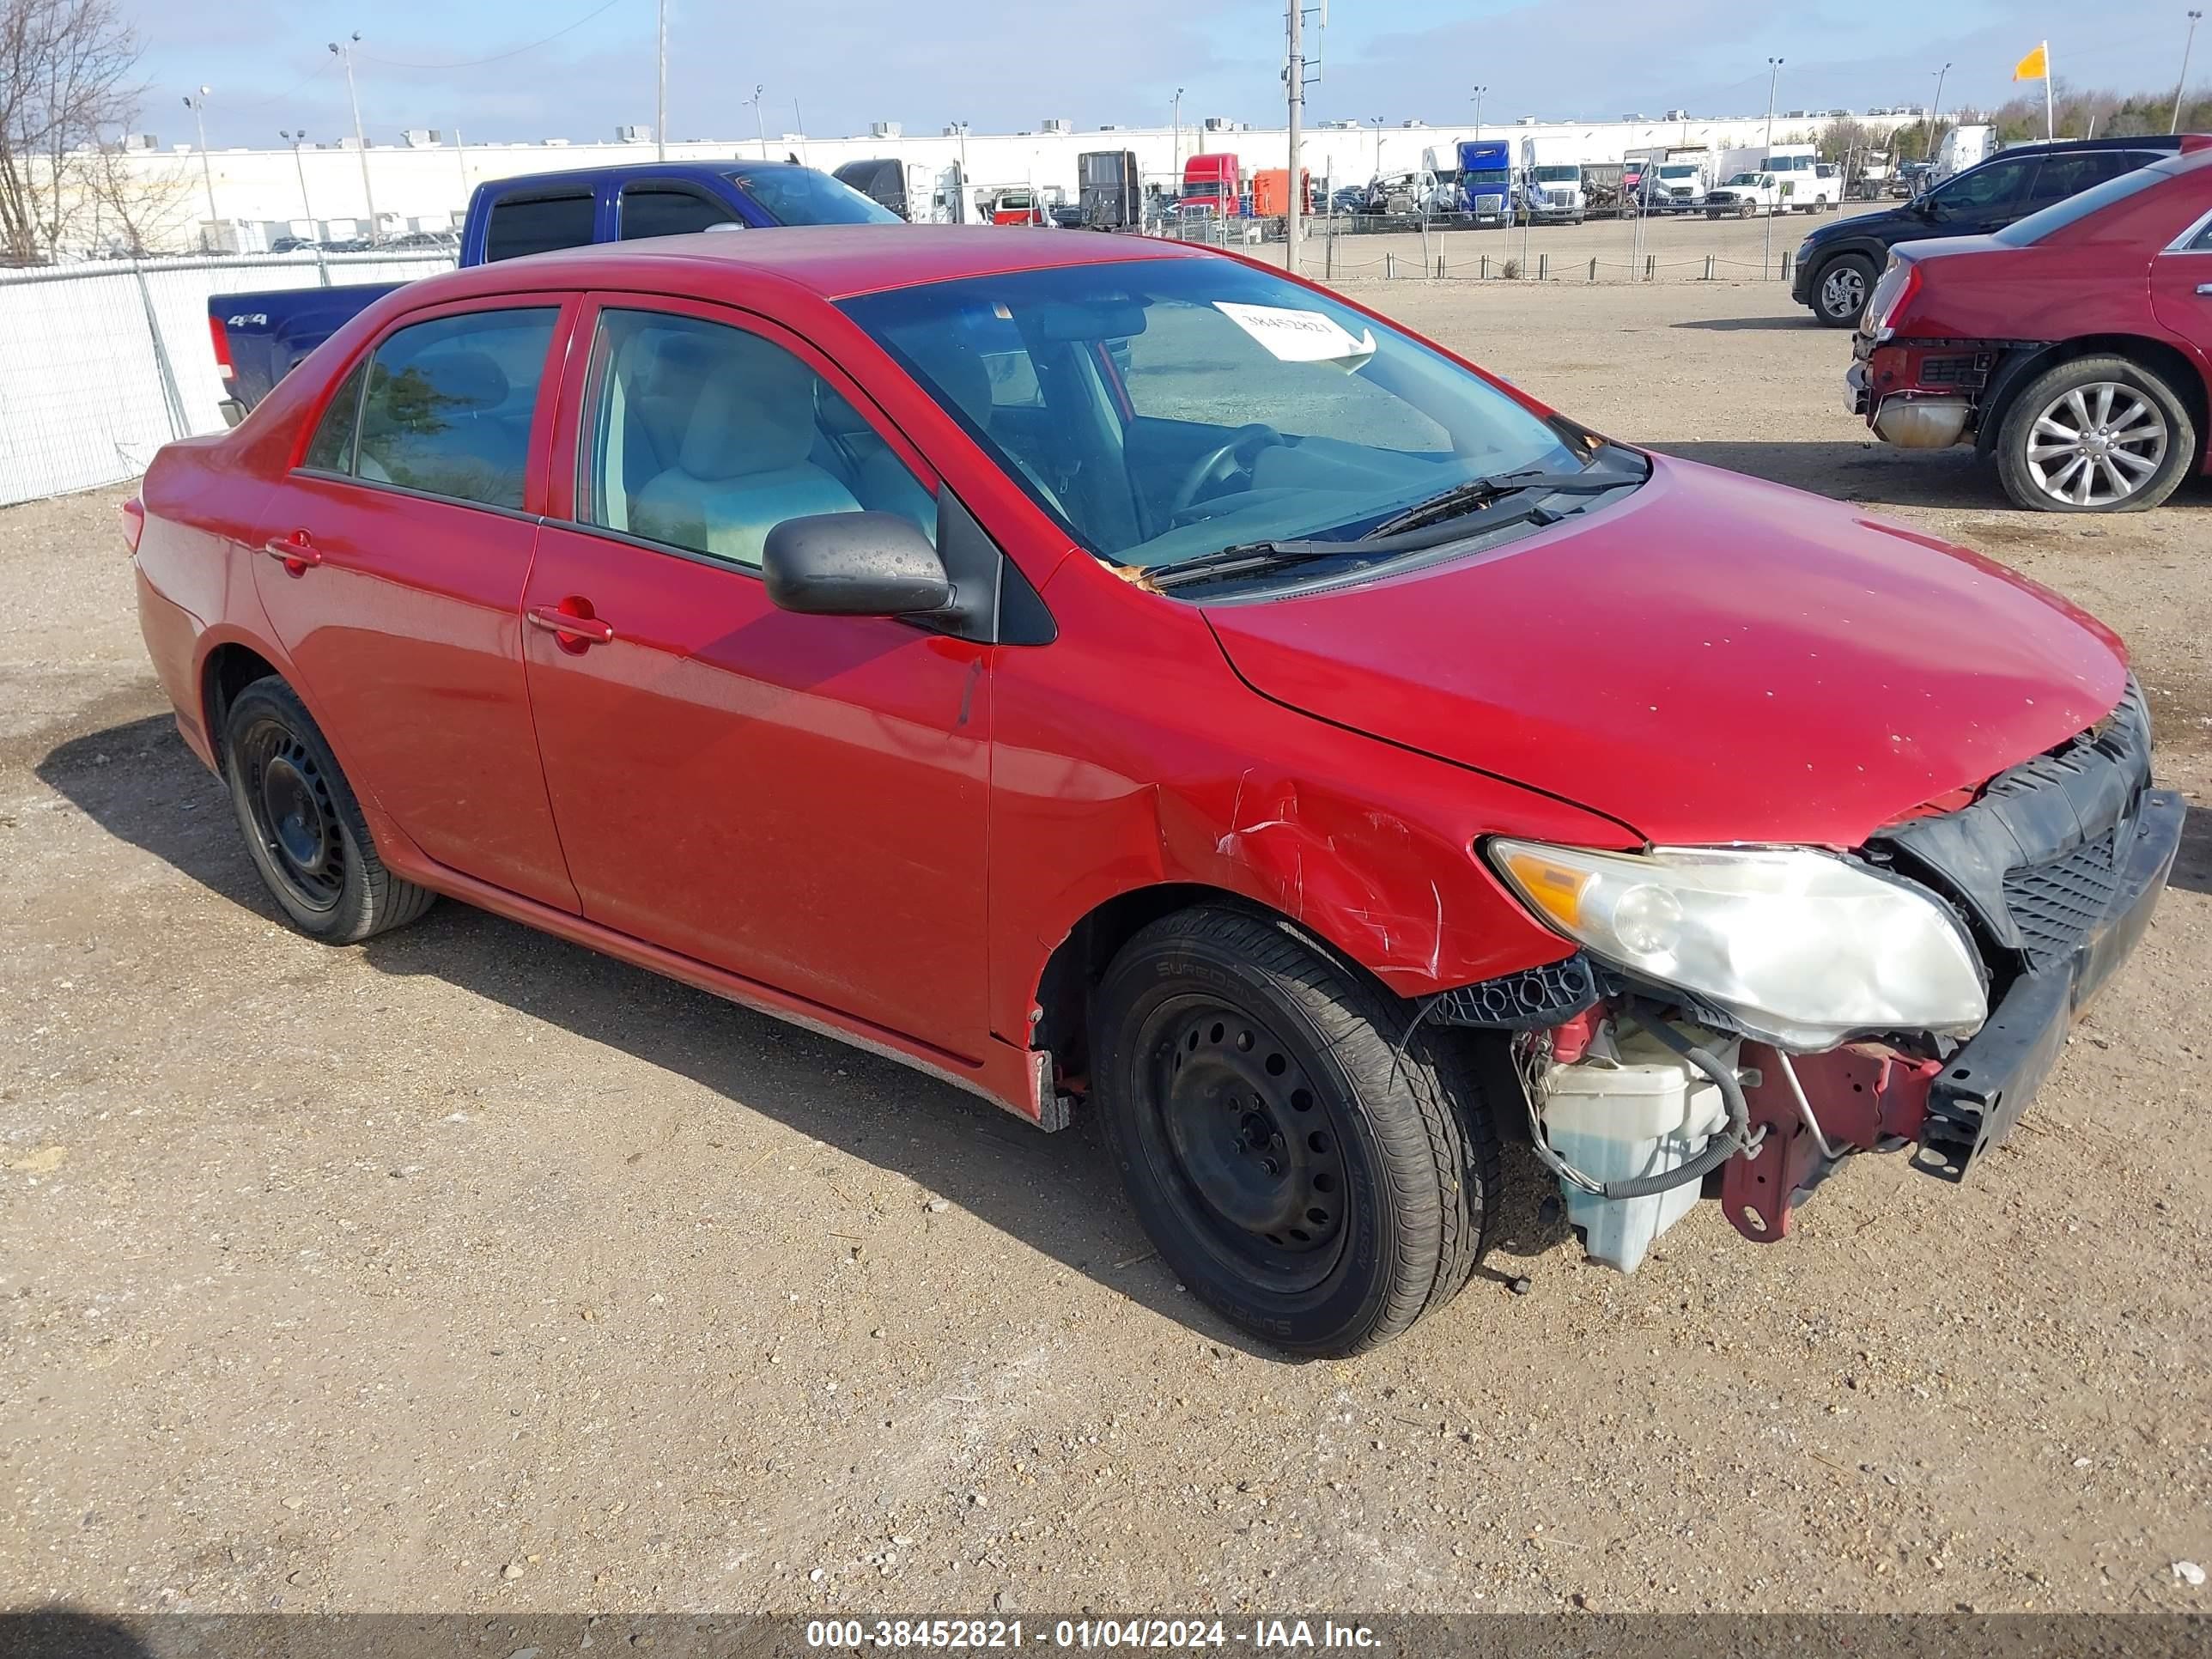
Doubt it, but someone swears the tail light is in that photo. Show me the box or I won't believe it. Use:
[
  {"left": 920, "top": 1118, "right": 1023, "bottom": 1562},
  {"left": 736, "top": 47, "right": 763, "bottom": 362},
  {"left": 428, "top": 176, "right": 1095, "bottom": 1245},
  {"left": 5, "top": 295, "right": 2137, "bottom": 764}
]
[
  {"left": 1862, "top": 258, "right": 1923, "bottom": 341},
  {"left": 209, "top": 313, "right": 234, "bottom": 381},
  {"left": 119, "top": 496, "right": 145, "bottom": 554}
]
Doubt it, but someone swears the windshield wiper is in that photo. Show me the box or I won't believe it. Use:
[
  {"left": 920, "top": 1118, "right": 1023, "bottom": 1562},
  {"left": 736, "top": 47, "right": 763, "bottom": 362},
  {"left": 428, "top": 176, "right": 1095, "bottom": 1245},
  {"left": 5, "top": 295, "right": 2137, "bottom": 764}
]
[
  {"left": 1364, "top": 465, "right": 1633, "bottom": 538},
  {"left": 1150, "top": 495, "right": 1576, "bottom": 592}
]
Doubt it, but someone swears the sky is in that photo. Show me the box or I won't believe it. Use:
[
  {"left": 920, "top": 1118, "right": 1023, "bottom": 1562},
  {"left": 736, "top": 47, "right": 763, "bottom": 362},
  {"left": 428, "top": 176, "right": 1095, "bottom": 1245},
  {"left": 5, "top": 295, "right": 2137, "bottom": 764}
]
[{"left": 133, "top": 0, "right": 2211, "bottom": 150}]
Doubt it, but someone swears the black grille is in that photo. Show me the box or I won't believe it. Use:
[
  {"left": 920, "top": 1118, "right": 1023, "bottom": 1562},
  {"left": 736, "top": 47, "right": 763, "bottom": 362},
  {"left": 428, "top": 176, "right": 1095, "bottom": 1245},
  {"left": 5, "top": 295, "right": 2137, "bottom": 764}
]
[
  {"left": 1429, "top": 954, "right": 1601, "bottom": 1030},
  {"left": 2002, "top": 829, "right": 2123, "bottom": 966},
  {"left": 1870, "top": 678, "right": 2150, "bottom": 969}
]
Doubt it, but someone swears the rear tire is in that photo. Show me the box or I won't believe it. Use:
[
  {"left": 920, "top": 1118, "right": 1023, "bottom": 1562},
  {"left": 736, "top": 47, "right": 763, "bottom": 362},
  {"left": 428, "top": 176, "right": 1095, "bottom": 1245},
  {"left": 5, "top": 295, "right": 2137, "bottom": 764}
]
[
  {"left": 1812, "top": 253, "right": 1878, "bottom": 328},
  {"left": 222, "top": 678, "right": 436, "bottom": 944},
  {"left": 1091, "top": 906, "right": 1499, "bottom": 1357},
  {"left": 1995, "top": 354, "right": 2194, "bottom": 514}
]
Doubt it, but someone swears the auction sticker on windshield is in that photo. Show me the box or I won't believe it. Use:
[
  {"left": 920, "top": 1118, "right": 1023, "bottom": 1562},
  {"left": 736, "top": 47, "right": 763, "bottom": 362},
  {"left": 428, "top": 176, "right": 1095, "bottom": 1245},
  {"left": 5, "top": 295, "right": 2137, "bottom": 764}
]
[{"left": 1212, "top": 301, "right": 1377, "bottom": 370}]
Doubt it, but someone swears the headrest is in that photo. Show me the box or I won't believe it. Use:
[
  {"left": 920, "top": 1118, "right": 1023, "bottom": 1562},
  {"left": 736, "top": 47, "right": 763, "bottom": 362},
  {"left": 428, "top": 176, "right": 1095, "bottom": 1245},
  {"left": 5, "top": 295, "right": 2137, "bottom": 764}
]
[
  {"left": 408, "top": 349, "right": 508, "bottom": 412},
  {"left": 678, "top": 344, "right": 817, "bottom": 480},
  {"left": 909, "top": 338, "right": 994, "bottom": 429}
]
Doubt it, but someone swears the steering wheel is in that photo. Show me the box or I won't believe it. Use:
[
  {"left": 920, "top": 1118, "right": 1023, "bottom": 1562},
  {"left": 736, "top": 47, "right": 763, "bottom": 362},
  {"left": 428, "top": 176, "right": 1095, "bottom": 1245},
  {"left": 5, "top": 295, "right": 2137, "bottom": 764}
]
[{"left": 1169, "top": 424, "right": 1287, "bottom": 521}]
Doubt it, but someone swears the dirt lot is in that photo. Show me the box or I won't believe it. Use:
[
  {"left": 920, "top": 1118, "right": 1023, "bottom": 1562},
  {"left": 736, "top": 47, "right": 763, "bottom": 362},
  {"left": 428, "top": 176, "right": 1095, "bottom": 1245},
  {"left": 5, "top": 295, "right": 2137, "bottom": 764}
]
[{"left": 3, "top": 276, "right": 2209, "bottom": 1625}]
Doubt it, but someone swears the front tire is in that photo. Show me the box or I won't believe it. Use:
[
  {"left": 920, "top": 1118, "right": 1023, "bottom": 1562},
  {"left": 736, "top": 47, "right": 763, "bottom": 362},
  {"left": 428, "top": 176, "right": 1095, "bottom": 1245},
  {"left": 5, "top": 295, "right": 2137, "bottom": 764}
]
[
  {"left": 1995, "top": 355, "right": 2194, "bottom": 513},
  {"left": 1812, "top": 253, "right": 1877, "bottom": 328},
  {"left": 222, "top": 678, "right": 436, "bottom": 943},
  {"left": 1091, "top": 906, "right": 1498, "bottom": 1357}
]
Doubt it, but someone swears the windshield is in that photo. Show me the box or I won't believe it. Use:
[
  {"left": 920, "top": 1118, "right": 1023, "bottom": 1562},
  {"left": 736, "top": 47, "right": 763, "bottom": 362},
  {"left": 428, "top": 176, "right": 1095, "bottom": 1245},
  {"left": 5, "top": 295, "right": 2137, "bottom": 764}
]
[
  {"left": 1659, "top": 165, "right": 1699, "bottom": 179},
  {"left": 1530, "top": 165, "right": 1579, "bottom": 182},
  {"left": 1466, "top": 168, "right": 1510, "bottom": 186},
  {"left": 727, "top": 167, "right": 898, "bottom": 225},
  {"left": 841, "top": 259, "right": 1596, "bottom": 574},
  {"left": 1995, "top": 161, "right": 2169, "bottom": 245}
]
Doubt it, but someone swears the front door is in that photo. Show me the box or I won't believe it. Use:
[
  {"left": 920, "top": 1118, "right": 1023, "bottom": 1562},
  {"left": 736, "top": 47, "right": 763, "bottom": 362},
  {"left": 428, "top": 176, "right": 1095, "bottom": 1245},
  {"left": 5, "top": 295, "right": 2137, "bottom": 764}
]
[
  {"left": 520, "top": 297, "right": 992, "bottom": 1053},
  {"left": 252, "top": 298, "right": 580, "bottom": 913}
]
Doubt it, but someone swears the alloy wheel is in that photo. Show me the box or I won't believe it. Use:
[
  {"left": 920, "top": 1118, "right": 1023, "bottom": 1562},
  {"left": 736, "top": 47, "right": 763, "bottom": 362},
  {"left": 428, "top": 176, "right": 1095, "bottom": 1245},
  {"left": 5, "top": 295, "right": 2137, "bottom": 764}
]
[
  {"left": 2026, "top": 382, "right": 2167, "bottom": 507},
  {"left": 1819, "top": 264, "right": 1867, "bottom": 320}
]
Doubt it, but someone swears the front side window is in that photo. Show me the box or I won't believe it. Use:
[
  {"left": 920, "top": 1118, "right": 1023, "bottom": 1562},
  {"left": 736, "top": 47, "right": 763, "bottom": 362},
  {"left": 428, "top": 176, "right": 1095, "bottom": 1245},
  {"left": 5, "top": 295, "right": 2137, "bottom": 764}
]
[
  {"left": 581, "top": 308, "right": 935, "bottom": 568},
  {"left": 619, "top": 185, "right": 741, "bottom": 240},
  {"left": 483, "top": 191, "right": 596, "bottom": 262},
  {"left": 725, "top": 167, "right": 898, "bottom": 226},
  {"left": 842, "top": 258, "right": 1599, "bottom": 574},
  {"left": 1929, "top": 155, "right": 2033, "bottom": 214},
  {"left": 355, "top": 308, "right": 559, "bottom": 509}
]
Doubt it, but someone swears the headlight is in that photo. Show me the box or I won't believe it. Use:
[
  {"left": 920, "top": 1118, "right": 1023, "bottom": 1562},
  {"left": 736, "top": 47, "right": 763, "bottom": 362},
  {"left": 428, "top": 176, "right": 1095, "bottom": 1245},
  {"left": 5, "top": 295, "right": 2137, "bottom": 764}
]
[{"left": 1487, "top": 841, "right": 1986, "bottom": 1051}]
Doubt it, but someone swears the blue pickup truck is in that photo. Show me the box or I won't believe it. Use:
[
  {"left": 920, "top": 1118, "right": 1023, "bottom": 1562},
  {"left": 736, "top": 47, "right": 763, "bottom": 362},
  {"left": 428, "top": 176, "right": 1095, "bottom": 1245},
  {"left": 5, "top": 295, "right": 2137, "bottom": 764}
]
[{"left": 210, "top": 159, "right": 897, "bottom": 419}]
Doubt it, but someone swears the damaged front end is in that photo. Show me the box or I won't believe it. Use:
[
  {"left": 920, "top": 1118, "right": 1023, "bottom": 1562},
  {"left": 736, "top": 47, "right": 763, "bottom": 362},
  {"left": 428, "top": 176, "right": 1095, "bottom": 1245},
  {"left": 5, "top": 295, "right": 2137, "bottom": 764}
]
[{"left": 1431, "top": 681, "right": 2184, "bottom": 1270}]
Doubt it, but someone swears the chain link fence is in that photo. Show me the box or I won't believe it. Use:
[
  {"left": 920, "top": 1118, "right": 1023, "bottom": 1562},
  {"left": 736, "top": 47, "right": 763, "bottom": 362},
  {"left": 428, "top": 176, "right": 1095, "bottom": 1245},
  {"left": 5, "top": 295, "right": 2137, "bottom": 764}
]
[{"left": 0, "top": 250, "right": 453, "bottom": 507}]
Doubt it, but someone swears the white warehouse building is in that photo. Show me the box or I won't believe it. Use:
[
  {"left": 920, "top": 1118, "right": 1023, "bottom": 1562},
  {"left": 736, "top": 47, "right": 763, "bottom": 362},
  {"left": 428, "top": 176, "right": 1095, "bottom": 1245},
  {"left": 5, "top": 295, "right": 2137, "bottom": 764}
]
[{"left": 107, "top": 111, "right": 1925, "bottom": 254}]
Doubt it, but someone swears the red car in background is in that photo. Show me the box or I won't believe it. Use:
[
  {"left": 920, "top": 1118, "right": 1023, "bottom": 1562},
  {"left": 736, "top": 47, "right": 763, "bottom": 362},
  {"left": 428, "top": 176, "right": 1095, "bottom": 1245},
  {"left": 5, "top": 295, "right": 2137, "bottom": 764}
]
[
  {"left": 130, "top": 227, "right": 2180, "bottom": 1356},
  {"left": 1852, "top": 148, "right": 2212, "bottom": 511}
]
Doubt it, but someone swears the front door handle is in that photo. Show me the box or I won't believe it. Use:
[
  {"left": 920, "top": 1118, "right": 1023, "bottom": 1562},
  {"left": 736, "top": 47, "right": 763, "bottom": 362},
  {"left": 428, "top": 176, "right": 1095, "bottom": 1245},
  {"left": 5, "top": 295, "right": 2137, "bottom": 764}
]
[
  {"left": 263, "top": 531, "right": 322, "bottom": 569},
  {"left": 526, "top": 604, "right": 615, "bottom": 647},
  {"left": 2195, "top": 283, "right": 2212, "bottom": 296}
]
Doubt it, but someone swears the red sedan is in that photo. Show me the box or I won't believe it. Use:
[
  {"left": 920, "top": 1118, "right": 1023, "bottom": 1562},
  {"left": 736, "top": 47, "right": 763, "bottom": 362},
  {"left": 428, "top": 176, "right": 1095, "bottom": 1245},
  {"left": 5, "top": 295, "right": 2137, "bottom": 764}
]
[
  {"left": 131, "top": 228, "right": 2181, "bottom": 1355},
  {"left": 1853, "top": 148, "right": 2212, "bottom": 510}
]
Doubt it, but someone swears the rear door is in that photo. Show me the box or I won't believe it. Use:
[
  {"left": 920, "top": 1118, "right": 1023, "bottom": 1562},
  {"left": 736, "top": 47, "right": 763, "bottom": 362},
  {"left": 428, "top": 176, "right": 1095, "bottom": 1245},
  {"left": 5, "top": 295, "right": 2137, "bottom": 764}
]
[
  {"left": 252, "top": 296, "right": 581, "bottom": 912},
  {"left": 479, "top": 186, "right": 599, "bottom": 262},
  {"left": 519, "top": 295, "right": 992, "bottom": 1050}
]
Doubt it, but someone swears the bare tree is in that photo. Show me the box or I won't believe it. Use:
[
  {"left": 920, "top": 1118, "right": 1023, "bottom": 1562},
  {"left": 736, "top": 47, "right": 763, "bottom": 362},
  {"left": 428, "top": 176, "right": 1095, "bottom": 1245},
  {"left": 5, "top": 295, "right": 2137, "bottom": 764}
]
[
  {"left": 0, "top": 0, "right": 142, "bottom": 264},
  {"left": 82, "top": 138, "right": 187, "bottom": 255}
]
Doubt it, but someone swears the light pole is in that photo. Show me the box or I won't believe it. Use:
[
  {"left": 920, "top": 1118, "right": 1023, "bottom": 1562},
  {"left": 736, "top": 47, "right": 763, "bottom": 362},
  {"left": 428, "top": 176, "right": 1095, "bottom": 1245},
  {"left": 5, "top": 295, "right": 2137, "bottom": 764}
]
[
  {"left": 182, "top": 87, "right": 217, "bottom": 248},
  {"left": 951, "top": 120, "right": 969, "bottom": 223},
  {"left": 1370, "top": 114, "right": 1384, "bottom": 179},
  {"left": 1470, "top": 84, "right": 1487, "bottom": 138},
  {"left": 1763, "top": 58, "right": 1784, "bottom": 276},
  {"left": 1926, "top": 61, "right": 1950, "bottom": 161},
  {"left": 1285, "top": 0, "right": 1305, "bottom": 276},
  {"left": 1172, "top": 88, "right": 1184, "bottom": 185},
  {"left": 2176, "top": 12, "right": 2204, "bottom": 133},
  {"left": 328, "top": 33, "right": 377, "bottom": 243},
  {"left": 656, "top": 0, "right": 667, "bottom": 161},
  {"left": 748, "top": 84, "right": 767, "bottom": 160},
  {"left": 278, "top": 129, "right": 313, "bottom": 226}
]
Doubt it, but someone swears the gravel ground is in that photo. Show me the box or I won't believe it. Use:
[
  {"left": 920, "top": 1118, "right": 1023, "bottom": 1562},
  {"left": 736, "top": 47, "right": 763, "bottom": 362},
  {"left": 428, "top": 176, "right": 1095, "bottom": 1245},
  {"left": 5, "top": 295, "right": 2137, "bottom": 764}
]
[{"left": 3, "top": 276, "right": 2209, "bottom": 1624}]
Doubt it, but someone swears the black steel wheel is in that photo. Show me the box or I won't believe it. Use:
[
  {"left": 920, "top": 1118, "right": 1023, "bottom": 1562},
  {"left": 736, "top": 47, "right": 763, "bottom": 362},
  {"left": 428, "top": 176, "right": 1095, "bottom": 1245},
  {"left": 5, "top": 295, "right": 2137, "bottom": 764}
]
[
  {"left": 233, "top": 715, "right": 347, "bottom": 913},
  {"left": 1093, "top": 905, "right": 1500, "bottom": 1357},
  {"left": 220, "top": 677, "right": 436, "bottom": 943}
]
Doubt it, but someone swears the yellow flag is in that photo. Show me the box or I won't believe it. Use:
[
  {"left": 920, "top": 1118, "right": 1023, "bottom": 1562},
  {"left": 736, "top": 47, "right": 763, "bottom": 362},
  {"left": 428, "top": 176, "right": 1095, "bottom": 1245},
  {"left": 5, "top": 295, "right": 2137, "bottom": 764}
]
[{"left": 2014, "top": 40, "right": 2049, "bottom": 82}]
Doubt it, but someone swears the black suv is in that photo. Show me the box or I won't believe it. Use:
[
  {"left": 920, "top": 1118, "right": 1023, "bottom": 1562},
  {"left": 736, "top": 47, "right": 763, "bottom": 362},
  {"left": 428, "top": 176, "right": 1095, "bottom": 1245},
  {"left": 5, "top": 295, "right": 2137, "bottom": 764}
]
[{"left": 1793, "top": 136, "right": 2199, "bottom": 326}]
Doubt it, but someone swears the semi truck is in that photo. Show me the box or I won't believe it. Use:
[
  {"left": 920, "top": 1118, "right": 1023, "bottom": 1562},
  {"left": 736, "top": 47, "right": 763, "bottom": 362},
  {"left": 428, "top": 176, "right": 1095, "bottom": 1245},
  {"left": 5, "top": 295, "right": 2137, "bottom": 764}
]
[
  {"left": 1181, "top": 153, "right": 1243, "bottom": 216},
  {"left": 1455, "top": 137, "right": 1515, "bottom": 224},
  {"left": 1516, "top": 136, "right": 1586, "bottom": 224},
  {"left": 1076, "top": 149, "right": 1141, "bottom": 228},
  {"left": 1250, "top": 167, "right": 1315, "bottom": 218}
]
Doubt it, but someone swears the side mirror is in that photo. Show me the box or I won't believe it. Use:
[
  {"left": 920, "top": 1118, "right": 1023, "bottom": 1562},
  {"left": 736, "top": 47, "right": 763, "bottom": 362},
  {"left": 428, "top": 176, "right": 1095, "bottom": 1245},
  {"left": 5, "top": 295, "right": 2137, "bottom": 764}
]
[{"left": 762, "top": 512, "right": 952, "bottom": 617}]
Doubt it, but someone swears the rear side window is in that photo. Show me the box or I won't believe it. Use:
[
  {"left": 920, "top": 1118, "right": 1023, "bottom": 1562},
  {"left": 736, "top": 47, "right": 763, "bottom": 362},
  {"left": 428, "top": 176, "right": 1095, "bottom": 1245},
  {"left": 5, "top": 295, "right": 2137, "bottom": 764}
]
[
  {"left": 483, "top": 191, "right": 596, "bottom": 262},
  {"left": 356, "top": 308, "right": 560, "bottom": 509},
  {"left": 1995, "top": 162, "right": 2171, "bottom": 246},
  {"left": 619, "top": 185, "right": 740, "bottom": 240},
  {"left": 302, "top": 361, "right": 368, "bottom": 473},
  {"left": 2022, "top": 150, "right": 2147, "bottom": 211}
]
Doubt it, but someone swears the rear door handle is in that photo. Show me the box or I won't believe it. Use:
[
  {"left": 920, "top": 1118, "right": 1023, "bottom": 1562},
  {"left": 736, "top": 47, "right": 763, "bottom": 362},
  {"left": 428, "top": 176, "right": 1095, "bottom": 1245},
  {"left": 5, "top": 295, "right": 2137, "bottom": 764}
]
[
  {"left": 2196, "top": 283, "right": 2212, "bottom": 296},
  {"left": 263, "top": 531, "right": 322, "bottom": 568},
  {"left": 526, "top": 605, "right": 615, "bottom": 646}
]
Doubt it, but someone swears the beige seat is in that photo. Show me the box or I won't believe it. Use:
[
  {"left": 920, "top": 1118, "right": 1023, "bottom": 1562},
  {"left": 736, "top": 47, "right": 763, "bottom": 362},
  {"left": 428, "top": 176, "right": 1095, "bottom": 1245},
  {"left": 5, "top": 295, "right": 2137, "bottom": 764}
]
[{"left": 632, "top": 339, "right": 861, "bottom": 567}]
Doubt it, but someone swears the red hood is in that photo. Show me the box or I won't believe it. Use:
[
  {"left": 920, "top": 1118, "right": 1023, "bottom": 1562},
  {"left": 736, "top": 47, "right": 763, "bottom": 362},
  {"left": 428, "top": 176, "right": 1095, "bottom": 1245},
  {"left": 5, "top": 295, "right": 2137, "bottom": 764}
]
[{"left": 1203, "top": 457, "right": 2128, "bottom": 846}]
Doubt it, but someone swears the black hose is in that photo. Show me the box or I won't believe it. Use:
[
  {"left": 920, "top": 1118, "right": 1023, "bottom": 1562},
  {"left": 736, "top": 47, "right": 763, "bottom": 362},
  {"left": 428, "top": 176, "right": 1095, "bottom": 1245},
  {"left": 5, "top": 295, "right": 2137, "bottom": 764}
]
[{"left": 1594, "top": 1002, "right": 1755, "bottom": 1200}]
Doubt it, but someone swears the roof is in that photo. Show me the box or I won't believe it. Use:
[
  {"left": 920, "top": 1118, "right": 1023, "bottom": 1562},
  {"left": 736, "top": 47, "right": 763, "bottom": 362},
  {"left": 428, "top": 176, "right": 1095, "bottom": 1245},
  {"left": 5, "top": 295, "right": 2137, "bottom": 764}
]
[
  {"left": 1982, "top": 133, "right": 2211, "bottom": 157},
  {"left": 482, "top": 158, "right": 816, "bottom": 195},
  {"left": 446, "top": 224, "right": 1212, "bottom": 301}
]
